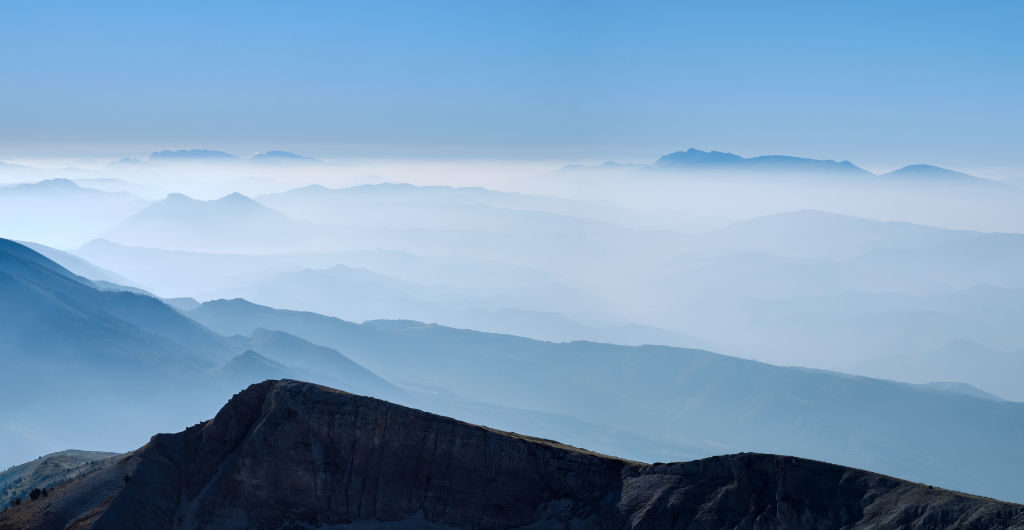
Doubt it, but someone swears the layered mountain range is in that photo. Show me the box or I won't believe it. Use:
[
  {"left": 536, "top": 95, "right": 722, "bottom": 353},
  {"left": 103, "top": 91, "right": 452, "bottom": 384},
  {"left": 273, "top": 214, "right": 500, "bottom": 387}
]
[{"left": 5, "top": 237, "right": 1024, "bottom": 503}]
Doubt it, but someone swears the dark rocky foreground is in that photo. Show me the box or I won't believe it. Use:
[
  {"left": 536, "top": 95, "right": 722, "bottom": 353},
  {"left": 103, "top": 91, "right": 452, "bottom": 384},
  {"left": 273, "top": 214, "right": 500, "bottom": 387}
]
[{"left": 3, "top": 380, "right": 1022, "bottom": 529}]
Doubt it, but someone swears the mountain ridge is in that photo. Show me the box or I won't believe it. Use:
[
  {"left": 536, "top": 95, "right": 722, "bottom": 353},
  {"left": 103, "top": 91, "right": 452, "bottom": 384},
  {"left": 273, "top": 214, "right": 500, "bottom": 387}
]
[
  {"left": 564, "top": 148, "right": 1011, "bottom": 188},
  {"left": 3, "top": 379, "right": 1022, "bottom": 529}
]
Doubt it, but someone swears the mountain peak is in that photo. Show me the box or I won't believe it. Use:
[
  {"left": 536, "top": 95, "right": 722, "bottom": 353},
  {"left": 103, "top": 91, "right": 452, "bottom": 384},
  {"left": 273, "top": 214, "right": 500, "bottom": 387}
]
[
  {"left": 163, "top": 192, "right": 195, "bottom": 202},
  {"left": 216, "top": 191, "right": 256, "bottom": 203}
]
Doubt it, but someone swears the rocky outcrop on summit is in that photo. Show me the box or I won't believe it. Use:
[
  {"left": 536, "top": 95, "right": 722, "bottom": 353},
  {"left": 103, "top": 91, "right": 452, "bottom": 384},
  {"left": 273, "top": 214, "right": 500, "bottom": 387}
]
[{"left": 4, "top": 380, "right": 1022, "bottom": 529}]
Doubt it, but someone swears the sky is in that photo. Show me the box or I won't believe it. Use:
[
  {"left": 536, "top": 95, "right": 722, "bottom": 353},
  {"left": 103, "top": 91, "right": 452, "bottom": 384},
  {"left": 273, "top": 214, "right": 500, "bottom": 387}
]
[{"left": 1, "top": 1, "right": 1022, "bottom": 174}]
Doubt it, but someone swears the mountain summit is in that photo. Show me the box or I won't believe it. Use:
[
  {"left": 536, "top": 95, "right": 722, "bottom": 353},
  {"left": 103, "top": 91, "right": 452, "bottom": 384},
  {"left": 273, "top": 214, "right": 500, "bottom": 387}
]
[{"left": 4, "top": 379, "right": 1022, "bottom": 529}]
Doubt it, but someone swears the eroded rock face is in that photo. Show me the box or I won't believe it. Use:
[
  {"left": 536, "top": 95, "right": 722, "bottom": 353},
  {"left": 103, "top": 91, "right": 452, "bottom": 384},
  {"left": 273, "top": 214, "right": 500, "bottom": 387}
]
[{"left": 4, "top": 380, "right": 1024, "bottom": 529}]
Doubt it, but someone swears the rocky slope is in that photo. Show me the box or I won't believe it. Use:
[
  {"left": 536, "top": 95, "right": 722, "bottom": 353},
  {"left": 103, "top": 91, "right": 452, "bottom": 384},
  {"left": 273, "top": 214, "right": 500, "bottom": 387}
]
[
  {"left": 0, "top": 451, "right": 119, "bottom": 508},
  {"left": 3, "top": 380, "right": 1023, "bottom": 529}
]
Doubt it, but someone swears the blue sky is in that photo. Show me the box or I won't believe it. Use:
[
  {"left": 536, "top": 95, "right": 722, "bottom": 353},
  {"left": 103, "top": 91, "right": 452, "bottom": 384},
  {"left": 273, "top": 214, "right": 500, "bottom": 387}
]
[{"left": 1, "top": 1, "right": 1021, "bottom": 172}]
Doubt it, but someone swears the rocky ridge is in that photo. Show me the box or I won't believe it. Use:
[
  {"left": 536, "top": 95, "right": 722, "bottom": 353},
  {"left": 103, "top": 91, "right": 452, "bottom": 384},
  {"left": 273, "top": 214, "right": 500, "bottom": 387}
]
[{"left": 3, "top": 379, "right": 1022, "bottom": 529}]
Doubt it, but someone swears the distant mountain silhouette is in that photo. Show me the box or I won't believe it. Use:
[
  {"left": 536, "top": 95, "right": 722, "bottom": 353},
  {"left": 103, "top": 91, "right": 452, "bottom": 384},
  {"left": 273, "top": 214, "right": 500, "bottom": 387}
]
[
  {"left": 861, "top": 339, "right": 1024, "bottom": 402},
  {"left": 696, "top": 209, "right": 973, "bottom": 259},
  {"left": 149, "top": 149, "right": 238, "bottom": 161},
  {"left": 561, "top": 148, "right": 1014, "bottom": 190},
  {"left": 881, "top": 164, "right": 1013, "bottom": 188},
  {"left": 212, "top": 350, "right": 296, "bottom": 384},
  {"left": 0, "top": 179, "right": 147, "bottom": 248},
  {"left": 3, "top": 178, "right": 95, "bottom": 194},
  {"left": 3, "top": 380, "right": 1022, "bottom": 529},
  {"left": 656, "top": 148, "right": 871, "bottom": 176},
  {"left": 102, "top": 192, "right": 300, "bottom": 252},
  {"left": 19, "top": 240, "right": 136, "bottom": 286},
  {"left": 257, "top": 182, "right": 577, "bottom": 216},
  {"left": 915, "top": 381, "right": 1005, "bottom": 402},
  {"left": 250, "top": 150, "right": 318, "bottom": 163}
]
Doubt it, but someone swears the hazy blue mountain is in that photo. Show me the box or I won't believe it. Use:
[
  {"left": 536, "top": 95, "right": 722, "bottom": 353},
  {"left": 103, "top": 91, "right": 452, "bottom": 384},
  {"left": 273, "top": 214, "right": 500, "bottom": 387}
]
[
  {"left": 859, "top": 339, "right": 1024, "bottom": 402},
  {"left": 0, "top": 239, "right": 409, "bottom": 470},
  {"left": 75, "top": 241, "right": 600, "bottom": 308},
  {"left": 71, "top": 177, "right": 162, "bottom": 198},
  {"left": 914, "top": 381, "right": 1005, "bottom": 402},
  {"left": 250, "top": 150, "right": 318, "bottom": 163},
  {"left": 655, "top": 148, "right": 872, "bottom": 176},
  {"left": 258, "top": 182, "right": 574, "bottom": 212},
  {"left": 4, "top": 178, "right": 104, "bottom": 195},
  {"left": 242, "top": 328, "right": 404, "bottom": 400},
  {"left": 688, "top": 284, "right": 1024, "bottom": 369},
  {"left": 149, "top": 149, "right": 238, "bottom": 161},
  {"left": 0, "top": 179, "right": 148, "bottom": 248},
  {"left": 18, "top": 240, "right": 136, "bottom": 286},
  {"left": 211, "top": 350, "right": 296, "bottom": 387},
  {"left": 0, "top": 239, "right": 234, "bottom": 465},
  {"left": 882, "top": 164, "right": 1014, "bottom": 188},
  {"left": 101, "top": 192, "right": 306, "bottom": 252},
  {"left": 696, "top": 209, "right": 973, "bottom": 260},
  {"left": 256, "top": 182, "right": 627, "bottom": 237},
  {"left": 844, "top": 232, "right": 1024, "bottom": 290},
  {"left": 188, "top": 298, "right": 1024, "bottom": 502},
  {"left": 209, "top": 263, "right": 443, "bottom": 322},
  {"left": 163, "top": 296, "right": 201, "bottom": 311}
]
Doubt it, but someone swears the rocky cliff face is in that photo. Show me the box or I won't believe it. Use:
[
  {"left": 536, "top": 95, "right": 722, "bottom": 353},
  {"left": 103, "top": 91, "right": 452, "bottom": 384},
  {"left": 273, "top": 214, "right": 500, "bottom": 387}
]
[{"left": 3, "top": 379, "right": 1023, "bottom": 529}]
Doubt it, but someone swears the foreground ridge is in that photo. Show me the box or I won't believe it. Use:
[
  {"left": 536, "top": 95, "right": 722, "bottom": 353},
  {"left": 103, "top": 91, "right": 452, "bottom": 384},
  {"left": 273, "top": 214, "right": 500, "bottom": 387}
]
[{"left": 3, "top": 379, "right": 1023, "bottom": 529}]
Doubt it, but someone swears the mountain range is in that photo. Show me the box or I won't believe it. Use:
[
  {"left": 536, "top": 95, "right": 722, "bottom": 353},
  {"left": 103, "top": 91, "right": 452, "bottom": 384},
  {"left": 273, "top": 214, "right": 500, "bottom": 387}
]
[
  {"left": 3, "top": 380, "right": 1022, "bottom": 529},
  {"left": 564, "top": 148, "right": 1015, "bottom": 189},
  {"left": 6, "top": 235, "right": 1024, "bottom": 501}
]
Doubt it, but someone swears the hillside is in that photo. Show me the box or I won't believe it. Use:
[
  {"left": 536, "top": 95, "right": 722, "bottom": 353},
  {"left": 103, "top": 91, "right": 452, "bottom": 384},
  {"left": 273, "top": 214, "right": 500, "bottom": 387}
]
[{"left": 0, "top": 451, "right": 119, "bottom": 508}]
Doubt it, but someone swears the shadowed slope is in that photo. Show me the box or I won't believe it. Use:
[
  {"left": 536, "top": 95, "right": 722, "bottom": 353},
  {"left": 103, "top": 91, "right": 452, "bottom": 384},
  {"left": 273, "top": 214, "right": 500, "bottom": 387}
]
[{"left": 3, "top": 380, "right": 1021, "bottom": 529}]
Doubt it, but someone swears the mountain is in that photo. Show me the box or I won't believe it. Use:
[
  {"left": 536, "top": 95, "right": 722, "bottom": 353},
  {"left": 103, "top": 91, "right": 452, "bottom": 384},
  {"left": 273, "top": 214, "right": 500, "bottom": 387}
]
[
  {"left": 2, "top": 178, "right": 105, "bottom": 195},
  {"left": 18, "top": 241, "right": 136, "bottom": 286},
  {"left": 187, "top": 298, "right": 1024, "bottom": 502},
  {"left": 101, "top": 192, "right": 304, "bottom": 252},
  {"left": 694, "top": 209, "right": 972, "bottom": 260},
  {"left": 149, "top": 149, "right": 238, "bottom": 161},
  {"left": 654, "top": 148, "right": 872, "bottom": 176},
  {"left": 860, "top": 339, "right": 1024, "bottom": 402},
  {"left": 0, "top": 178, "right": 148, "bottom": 247},
  {"left": 256, "top": 182, "right": 621, "bottom": 237},
  {"left": 211, "top": 350, "right": 296, "bottom": 386},
  {"left": 0, "top": 240, "right": 269, "bottom": 466},
  {"left": 242, "top": 328, "right": 404, "bottom": 400},
  {"left": 915, "top": 381, "right": 1005, "bottom": 402},
  {"left": 0, "top": 450, "right": 119, "bottom": 507},
  {"left": 882, "top": 164, "right": 1013, "bottom": 188},
  {"left": 250, "top": 150, "right": 318, "bottom": 163},
  {"left": 3, "top": 380, "right": 1022, "bottom": 529},
  {"left": 563, "top": 149, "right": 1015, "bottom": 194}
]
